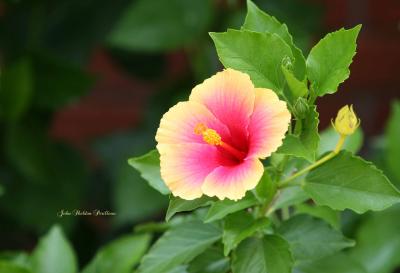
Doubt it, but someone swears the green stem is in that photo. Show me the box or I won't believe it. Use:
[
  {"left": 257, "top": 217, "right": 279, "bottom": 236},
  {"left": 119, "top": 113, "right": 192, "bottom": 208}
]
[
  {"left": 294, "top": 118, "right": 303, "bottom": 135},
  {"left": 259, "top": 191, "right": 280, "bottom": 218},
  {"left": 308, "top": 85, "right": 317, "bottom": 104},
  {"left": 278, "top": 134, "right": 347, "bottom": 188}
]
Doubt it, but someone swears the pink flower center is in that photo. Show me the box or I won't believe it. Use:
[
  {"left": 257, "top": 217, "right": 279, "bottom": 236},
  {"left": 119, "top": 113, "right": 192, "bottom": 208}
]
[{"left": 194, "top": 123, "right": 246, "bottom": 162}]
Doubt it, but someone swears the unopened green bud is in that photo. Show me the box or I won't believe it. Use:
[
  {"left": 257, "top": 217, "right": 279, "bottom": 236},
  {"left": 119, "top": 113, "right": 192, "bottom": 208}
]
[{"left": 293, "top": 97, "right": 309, "bottom": 119}]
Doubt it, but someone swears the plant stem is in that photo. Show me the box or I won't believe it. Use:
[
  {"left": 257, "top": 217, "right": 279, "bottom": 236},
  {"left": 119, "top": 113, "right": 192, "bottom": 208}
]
[
  {"left": 278, "top": 134, "right": 347, "bottom": 188},
  {"left": 294, "top": 118, "right": 303, "bottom": 135}
]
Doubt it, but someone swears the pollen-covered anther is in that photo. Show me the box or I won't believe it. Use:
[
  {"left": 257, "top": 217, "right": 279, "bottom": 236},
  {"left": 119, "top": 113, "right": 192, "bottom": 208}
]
[
  {"left": 194, "top": 123, "right": 222, "bottom": 145},
  {"left": 202, "top": 129, "right": 222, "bottom": 145}
]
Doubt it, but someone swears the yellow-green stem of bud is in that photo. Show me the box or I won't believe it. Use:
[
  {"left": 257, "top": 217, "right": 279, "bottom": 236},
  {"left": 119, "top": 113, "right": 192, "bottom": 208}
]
[{"left": 332, "top": 105, "right": 360, "bottom": 136}]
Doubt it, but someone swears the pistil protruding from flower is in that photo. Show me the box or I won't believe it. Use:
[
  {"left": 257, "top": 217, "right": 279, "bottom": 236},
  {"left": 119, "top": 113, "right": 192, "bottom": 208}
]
[{"left": 194, "top": 123, "right": 245, "bottom": 160}]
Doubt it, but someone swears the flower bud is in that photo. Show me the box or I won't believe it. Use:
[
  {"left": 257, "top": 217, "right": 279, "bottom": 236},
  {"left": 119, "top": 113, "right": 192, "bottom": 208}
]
[
  {"left": 332, "top": 105, "right": 360, "bottom": 136},
  {"left": 293, "top": 97, "right": 309, "bottom": 119}
]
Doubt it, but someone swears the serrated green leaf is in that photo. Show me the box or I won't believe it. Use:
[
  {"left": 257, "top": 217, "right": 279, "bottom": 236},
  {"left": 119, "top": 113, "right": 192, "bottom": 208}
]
[
  {"left": 108, "top": 0, "right": 213, "bottom": 51},
  {"left": 386, "top": 101, "right": 400, "bottom": 185},
  {"left": 281, "top": 65, "right": 308, "bottom": 99},
  {"left": 232, "top": 235, "right": 293, "bottom": 273},
  {"left": 166, "top": 196, "right": 214, "bottom": 221},
  {"left": 188, "top": 246, "right": 230, "bottom": 273},
  {"left": 318, "top": 127, "right": 363, "bottom": 156},
  {"left": 350, "top": 205, "right": 400, "bottom": 273},
  {"left": 304, "top": 151, "right": 400, "bottom": 213},
  {"left": 297, "top": 253, "right": 367, "bottom": 273},
  {"left": 295, "top": 204, "right": 340, "bottom": 229},
  {"left": 204, "top": 192, "right": 259, "bottom": 223},
  {"left": 278, "top": 215, "right": 354, "bottom": 264},
  {"left": 0, "top": 58, "right": 33, "bottom": 121},
  {"left": 128, "top": 150, "right": 170, "bottom": 195},
  {"left": 254, "top": 170, "right": 277, "bottom": 203},
  {"left": 210, "top": 29, "right": 293, "bottom": 93},
  {"left": 242, "top": 0, "right": 306, "bottom": 80},
  {"left": 0, "top": 262, "right": 31, "bottom": 273},
  {"left": 306, "top": 25, "right": 361, "bottom": 96},
  {"left": 277, "top": 106, "right": 319, "bottom": 162},
  {"left": 31, "top": 225, "right": 78, "bottom": 273},
  {"left": 222, "top": 211, "right": 269, "bottom": 255},
  {"left": 137, "top": 220, "right": 221, "bottom": 273},
  {"left": 82, "top": 234, "right": 150, "bottom": 273},
  {"left": 269, "top": 187, "right": 309, "bottom": 214}
]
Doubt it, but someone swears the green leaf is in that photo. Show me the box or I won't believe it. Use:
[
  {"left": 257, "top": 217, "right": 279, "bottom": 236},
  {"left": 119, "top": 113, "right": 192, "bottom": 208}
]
[
  {"left": 386, "top": 101, "right": 400, "bottom": 184},
  {"left": 0, "top": 262, "right": 31, "bottom": 273},
  {"left": 350, "top": 205, "right": 400, "bottom": 273},
  {"left": 167, "top": 266, "right": 189, "bottom": 273},
  {"left": 278, "top": 215, "right": 354, "bottom": 264},
  {"left": 304, "top": 151, "right": 400, "bottom": 213},
  {"left": 281, "top": 65, "right": 308, "bottom": 99},
  {"left": 277, "top": 106, "right": 319, "bottom": 162},
  {"left": 0, "top": 58, "right": 33, "bottom": 121},
  {"left": 222, "top": 211, "right": 270, "bottom": 255},
  {"left": 166, "top": 196, "right": 214, "bottom": 221},
  {"left": 295, "top": 204, "right": 340, "bottom": 229},
  {"left": 108, "top": 0, "right": 213, "bottom": 51},
  {"left": 137, "top": 220, "right": 222, "bottom": 273},
  {"left": 135, "top": 222, "right": 170, "bottom": 234},
  {"left": 269, "top": 187, "right": 309, "bottom": 213},
  {"left": 204, "top": 192, "right": 259, "bottom": 223},
  {"left": 31, "top": 225, "right": 78, "bottom": 273},
  {"left": 188, "top": 246, "right": 230, "bottom": 273},
  {"left": 82, "top": 234, "right": 151, "bottom": 273},
  {"left": 210, "top": 29, "right": 294, "bottom": 93},
  {"left": 242, "top": 0, "right": 306, "bottom": 80},
  {"left": 306, "top": 25, "right": 361, "bottom": 96},
  {"left": 254, "top": 170, "right": 277, "bottom": 203},
  {"left": 0, "top": 252, "right": 30, "bottom": 270},
  {"left": 32, "top": 54, "right": 94, "bottom": 110},
  {"left": 318, "top": 127, "right": 363, "bottom": 156},
  {"left": 113, "top": 163, "right": 168, "bottom": 226},
  {"left": 297, "top": 253, "right": 367, "bottom": 273},
  {"left": 232, "top": 235, "right": 293, "bottom": 273},
  {"left": 128, "top": 150, "right": 170, "bottom": 195}
]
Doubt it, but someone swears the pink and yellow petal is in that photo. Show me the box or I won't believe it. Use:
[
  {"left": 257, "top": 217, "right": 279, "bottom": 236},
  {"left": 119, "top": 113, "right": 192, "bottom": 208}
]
[
  {"left": 155, "top": 101, "right": 231, "bottom": 154},
  {"left": 247, "top": 88, "right": 291, "bottom": 159},
  {"left": 201, "top": 158, "right": 264, "bottom": 200},
  {"left": 189, "top": 69, "right": 255, "bottom": 151},
  {"left": 159, "top": 143, "right": 220, "bottom": 200}
]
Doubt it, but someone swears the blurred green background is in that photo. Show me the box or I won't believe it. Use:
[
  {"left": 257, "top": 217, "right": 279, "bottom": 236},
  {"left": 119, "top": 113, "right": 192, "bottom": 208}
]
[{"left": 0, "top": 0, "right": 399, "bottom": 269}]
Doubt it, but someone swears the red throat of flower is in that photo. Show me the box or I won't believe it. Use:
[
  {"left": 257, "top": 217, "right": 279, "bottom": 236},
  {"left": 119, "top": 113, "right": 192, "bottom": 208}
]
[{"left": 194, "top": 123, "right": 246, "bottom": 161}]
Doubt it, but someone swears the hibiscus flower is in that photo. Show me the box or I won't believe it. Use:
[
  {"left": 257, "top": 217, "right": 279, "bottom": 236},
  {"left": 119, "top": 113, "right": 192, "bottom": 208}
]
[{"left": 156, "top": 69, "right": 291, "bottom": 200}]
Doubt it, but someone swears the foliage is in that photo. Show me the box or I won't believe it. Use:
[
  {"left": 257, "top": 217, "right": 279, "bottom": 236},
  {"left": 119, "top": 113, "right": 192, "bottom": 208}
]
[{"left": 125, "top": 1, "right": 400, "bottom": 272}]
